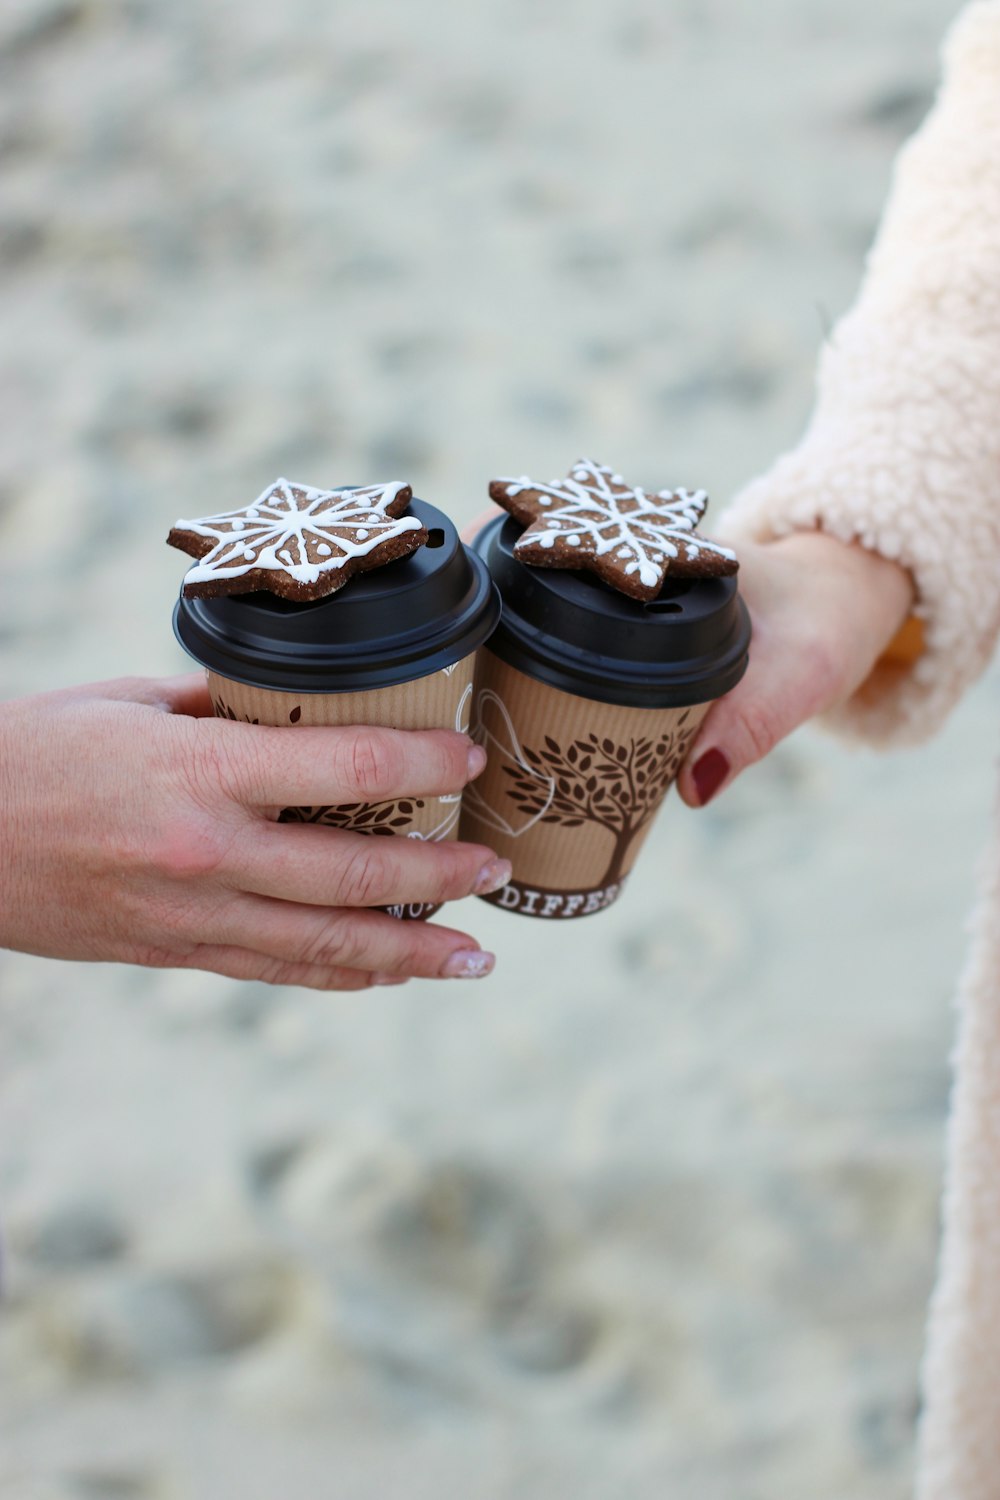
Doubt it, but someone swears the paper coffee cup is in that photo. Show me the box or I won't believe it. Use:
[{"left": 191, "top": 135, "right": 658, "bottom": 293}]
[
  {"left": 174, "top": 498, "right": 500, "bottom": 921},
  {"left": 461, "top": 652, "right": 709, "bottom": 918},
  {"left": 205, "top": 658, "right": 476, "bottom": 921},
  {"left": 458, "top": 513, "right": 750, "bottom": 919}
]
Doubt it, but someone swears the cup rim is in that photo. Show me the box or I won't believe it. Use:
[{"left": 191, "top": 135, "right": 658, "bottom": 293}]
[
  {"left": 172, "top": 497, "right": 501, "bottom": 693},
  {"left": 473, "top": 514, "right": 751, "bottom": 709}
]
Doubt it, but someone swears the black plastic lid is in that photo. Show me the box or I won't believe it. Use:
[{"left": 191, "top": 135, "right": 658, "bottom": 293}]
[
  {"left": 173, "top": 497, "right": 501, "bottom": 693},
  {"left": 473, "top": 513, "right": 751, "bottom": 708}
]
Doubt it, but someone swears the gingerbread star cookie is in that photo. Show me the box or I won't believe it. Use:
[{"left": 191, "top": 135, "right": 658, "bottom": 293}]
[
  {"left": 168, "top": 477, "right": 427, "bottom": 601},
  {"left": 488, "top": 458, "right": 738, "bottom": 602}
]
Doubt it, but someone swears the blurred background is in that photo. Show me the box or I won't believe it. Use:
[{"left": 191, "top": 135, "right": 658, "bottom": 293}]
[{"left": 0, "top": 0, "right": 991, "bottom": 1496}]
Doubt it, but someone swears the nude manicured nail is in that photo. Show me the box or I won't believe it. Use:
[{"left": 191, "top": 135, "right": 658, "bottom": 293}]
[
  {"left": 467, "top": 744, "right": 488, "bottom": 779},
  {"left": 691, "top": 747, "right": 730, "bottom": 806},
  {"left": 441, "top": 949, "right": 495, "bottom": 979},
  {"left": 473, "top": 858, "right": 512, "bottom": 896}
]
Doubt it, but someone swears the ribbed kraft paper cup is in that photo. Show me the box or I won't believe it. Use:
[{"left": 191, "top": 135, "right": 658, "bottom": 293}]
[
  {"left": 457, "top": 512, "right": 750, "bottom": 920},
  {"left": 173, "top": 497, "right": 500, "bottom": 924},
  {"left": 459, "top": 652, "right": 709, "bottom": 919},
  {"left": 207, "top": 659, "right": 475, "bottom": 922}
]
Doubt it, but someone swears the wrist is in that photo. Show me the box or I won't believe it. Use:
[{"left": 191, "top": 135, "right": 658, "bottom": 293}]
[{"left": 768, "top": 528, "right": 915, "bottom": 654}]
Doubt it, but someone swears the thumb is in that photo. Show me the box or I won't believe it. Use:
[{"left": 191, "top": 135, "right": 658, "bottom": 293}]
[
  {"left": 674, "top": 529, "right": 916, "bottom": 808},
  {"left": 676, "top": 628, "right": 836, "bottom": 808}
]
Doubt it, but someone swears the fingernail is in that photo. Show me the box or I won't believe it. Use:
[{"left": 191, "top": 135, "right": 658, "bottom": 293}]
[
  {"left": 473, "top": 858, "right": 512, "bottom": 896},
  {"left": 691, "top": 747, "right": 730, "bottom": 806},
  {"left": 371, "top": 973, "right": 410, "bottom": 986},
  {"left": 467, "top": 744, "right": 487, "bottom": 779},
  {"left": 441, "top": 949, "right": 495, "bottom": 979}
]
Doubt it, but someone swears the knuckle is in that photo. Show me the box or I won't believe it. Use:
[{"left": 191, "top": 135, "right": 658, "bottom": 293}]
[
  {"left": 738, "top": 700, "right": 780, "bottom": 765},
  {"left": 316, "top": 968, "right": 373, "bottom": 992},
  {"left": 259, "top": 958, "right": 365, "bottom": 991},
  {"left": 133, "top": 943, "right": 184, "bottom": 970},
  {"left": 437, "top": 731, "right": 470, "bottom": 785},
  {"left": 186, "top": 720, "right": 257, "bottom": 806},
  {"left": 336, "top": 841, "right": 391, "bottom": 908},
  {"left": 301, "top": 913, "right": 366, "bottom": 970},
  {"left": 336, "top": 728, "right": 402, "bottom": 799},
  {"left": 433, "top": 845, "right": 479, "bottom": 902},
  {"left": 147, "top": 815, "right": 234, "bottom": 882},
  {"left": 801, "top": 633, "right": 844, "bottom": 708},
  {"left": 253, "top": 957, "right": 295, "bottom": 988}
]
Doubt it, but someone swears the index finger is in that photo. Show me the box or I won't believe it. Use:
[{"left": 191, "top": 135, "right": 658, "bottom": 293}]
[{"left": 202, "top": 721, "right": 487, "bottom": 809}]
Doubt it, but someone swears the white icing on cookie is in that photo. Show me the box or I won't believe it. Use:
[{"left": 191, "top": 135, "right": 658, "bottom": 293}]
[
  {"left": 175, "top": 478, "right": 422, "bottom": 589},
  {"left": 499, "top": 459, "right": 736, "bottom": 591}
]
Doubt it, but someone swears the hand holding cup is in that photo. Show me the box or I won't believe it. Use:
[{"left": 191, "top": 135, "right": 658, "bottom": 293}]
[
  {"left": 0, "top": 675, "right": 505, "bottom": 987},
  {"left": 675, "top": 531, "right": 916, "bottom": 806},
  {"left": 459, "top": 462, "right": 751, "bottom": 918}
]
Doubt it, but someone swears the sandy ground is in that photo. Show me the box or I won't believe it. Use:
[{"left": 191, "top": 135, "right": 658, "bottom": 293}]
[{"left": 0, "top": 0, "right": 993, "bottom": 1496}]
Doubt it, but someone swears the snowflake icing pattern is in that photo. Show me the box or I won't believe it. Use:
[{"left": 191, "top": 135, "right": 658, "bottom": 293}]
[
  {"left": 488, "top": 459, "right": 737, "bottom": 600},
  {"left": 169, "top": 477, "right": 425, "bottom": 600}
]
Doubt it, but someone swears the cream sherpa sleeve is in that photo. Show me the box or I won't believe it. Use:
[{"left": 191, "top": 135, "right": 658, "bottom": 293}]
[{"left": 722, "top": 0, "right": 1000, "bottom": 746}]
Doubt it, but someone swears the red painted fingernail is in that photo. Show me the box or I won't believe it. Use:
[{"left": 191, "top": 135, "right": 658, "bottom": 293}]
[{"left": 691, "top": 748, "right": 730, "bottom": 806}]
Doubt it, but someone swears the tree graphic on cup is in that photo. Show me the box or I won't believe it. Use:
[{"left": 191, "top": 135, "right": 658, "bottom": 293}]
[
  {"left": 277, "top": 799, "right": 425, "bottom": 833},
  {"left": 501, "top": 716, "right": 698, "bottom": 888}
]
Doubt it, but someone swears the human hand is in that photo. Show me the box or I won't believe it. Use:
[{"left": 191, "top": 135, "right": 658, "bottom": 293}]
[
  {"left": 458, "top": 513, "right": 915, "bottom": 803},
  {"left": 0, "top": 675, "right": 510, "bottom": 989},
  {"left": 676, "top": 531, "right": 916, "bottom": 806}
]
